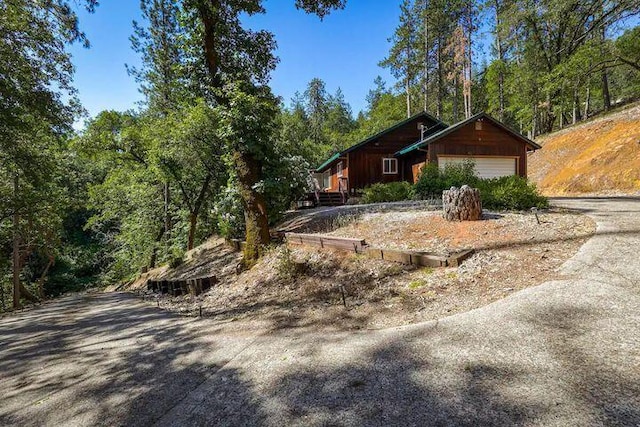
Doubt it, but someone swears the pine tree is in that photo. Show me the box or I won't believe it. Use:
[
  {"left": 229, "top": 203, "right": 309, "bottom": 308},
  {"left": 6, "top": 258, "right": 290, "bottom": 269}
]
[{"left": 380, "top": 0, "right": 420, "bottom": 118}]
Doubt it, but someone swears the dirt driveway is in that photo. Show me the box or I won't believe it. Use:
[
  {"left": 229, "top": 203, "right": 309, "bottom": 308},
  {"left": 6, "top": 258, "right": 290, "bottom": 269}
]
[{"left": 1, "top": 197, "right": 639, "bottom": 426}]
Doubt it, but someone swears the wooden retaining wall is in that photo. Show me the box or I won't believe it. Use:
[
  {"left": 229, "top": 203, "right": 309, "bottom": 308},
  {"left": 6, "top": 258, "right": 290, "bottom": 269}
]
[
  {"left": 285, "top": 232, "right": 367, "bottom": 253},
  {"left": 147, "top": 276, "right": 217, "bottom": 297},
  {"left": 283, "top": 232, "right": 474, "bottom": 268}
]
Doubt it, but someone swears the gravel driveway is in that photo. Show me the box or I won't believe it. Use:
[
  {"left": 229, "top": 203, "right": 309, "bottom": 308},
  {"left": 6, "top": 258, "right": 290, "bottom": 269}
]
[{"left": 1, "top": 197, "right": 639, "bottom": 426}]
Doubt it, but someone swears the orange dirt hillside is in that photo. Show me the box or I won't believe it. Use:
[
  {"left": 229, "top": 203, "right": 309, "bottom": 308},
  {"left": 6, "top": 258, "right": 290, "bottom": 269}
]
[{"left": 528, "top": 103, "right": 640, "bottom": 195}]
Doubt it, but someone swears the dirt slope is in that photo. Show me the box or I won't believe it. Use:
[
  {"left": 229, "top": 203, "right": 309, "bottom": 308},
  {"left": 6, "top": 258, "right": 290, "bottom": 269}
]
[{"left": 528, "top": 103, "right": 640, "bottom": 195}]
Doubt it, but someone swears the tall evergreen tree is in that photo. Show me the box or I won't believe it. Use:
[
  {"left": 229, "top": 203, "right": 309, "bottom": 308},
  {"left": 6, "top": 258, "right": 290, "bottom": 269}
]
[{"left": 380, "top": 0, "right": 420, "bottom": 118}]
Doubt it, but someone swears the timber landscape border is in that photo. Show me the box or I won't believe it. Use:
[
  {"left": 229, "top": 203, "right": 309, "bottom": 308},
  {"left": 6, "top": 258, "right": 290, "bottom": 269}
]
[{"left": 225, "top": 233, "right": 474, "bottom": 268}]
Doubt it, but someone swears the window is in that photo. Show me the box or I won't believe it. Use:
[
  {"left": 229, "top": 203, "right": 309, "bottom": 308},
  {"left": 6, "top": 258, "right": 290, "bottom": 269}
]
[
  {"left": 382, "top": 158, "right": 398, "bottom": 174},
  {"left": 322, "top": 170, "right": 331, "bottom": 189},
  {"left": 337, "top": 161, "right": 343, "bottom": 177}
]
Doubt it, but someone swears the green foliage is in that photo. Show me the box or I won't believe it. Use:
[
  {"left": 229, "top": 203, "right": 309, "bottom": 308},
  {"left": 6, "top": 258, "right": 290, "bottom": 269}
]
[
  {"left": 263, "top": 155, "right": 312, "bottom": 224},
  {"left": 215, "top": 181, "right": 245, "bottom": 239},
  {"left": 279, "top": 78, "right": 356, "bottom": 166},
  {"left": 275, "top": 246, "right": 300, "bottom": 282},
  {"left": 412, "top": 161, "right": 548, "bottom": 210},
  {"left": 476, "top": 176, "right": 549, "bottom": 211},
  {"left": 413, "top": 161, "right": 477, "bottom": 199},
  {"left": 361, "top": 181, "right": 413, "bottom": 204},
  {"left": 345, "top": 92, "right": 407, "bottom": 146}
]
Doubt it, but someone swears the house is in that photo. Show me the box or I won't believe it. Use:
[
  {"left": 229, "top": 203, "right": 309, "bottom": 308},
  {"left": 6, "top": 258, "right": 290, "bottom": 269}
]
[
  {"left": 314, "top": 112, "right": 447, "bottom": 194},
  {"left": 313, "top": 112, "right": 541, "bottom": 204}
]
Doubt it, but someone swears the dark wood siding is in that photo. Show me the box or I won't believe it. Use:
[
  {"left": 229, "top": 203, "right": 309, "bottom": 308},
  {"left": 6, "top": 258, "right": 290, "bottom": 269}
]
[
  {"left": 347, "top": 116, "right": 438, "bottom": 190},
  {"left": 403, "top": 151, "right": 428, "bottom": 183},
  {"left": 426, "top": 119, "right": 528, "bottom": 177},
  {"left": 323, "top": 158, "right": 348, "bottom": 191}
]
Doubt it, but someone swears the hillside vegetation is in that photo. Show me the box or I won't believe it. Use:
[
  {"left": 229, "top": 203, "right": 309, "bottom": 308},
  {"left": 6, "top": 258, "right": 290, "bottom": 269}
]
[{"left": 529, "top": 103, "right": 640, "bottom": 195}]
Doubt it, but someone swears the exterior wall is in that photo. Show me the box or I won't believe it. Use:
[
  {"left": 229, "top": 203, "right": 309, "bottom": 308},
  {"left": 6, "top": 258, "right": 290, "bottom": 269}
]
[
  {"left": 426, "top": 119, "right": 529, "bottom": 178},
  {"left": 403, "top": 151, "right": 428, "bottom": 183},
  {"left": 323, "top": 157, "right": 348, "bottom": 191},
  {"left": 347, "top": 116, "right": 438, "bottom": 191}
]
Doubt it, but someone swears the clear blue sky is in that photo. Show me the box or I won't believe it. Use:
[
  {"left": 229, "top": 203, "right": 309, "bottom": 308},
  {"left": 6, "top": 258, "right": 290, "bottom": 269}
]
[{"left": 69, "top": 0, "right": 405, "bottom": 123}]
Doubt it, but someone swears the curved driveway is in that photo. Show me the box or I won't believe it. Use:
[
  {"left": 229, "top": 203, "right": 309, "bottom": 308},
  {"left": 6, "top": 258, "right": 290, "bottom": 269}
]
[{"left": 1, "top": 197, "right": 639, "bottom": 426}]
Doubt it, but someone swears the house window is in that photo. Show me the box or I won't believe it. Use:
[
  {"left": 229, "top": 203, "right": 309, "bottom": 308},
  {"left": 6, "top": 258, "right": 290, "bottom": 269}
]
[
  {"left": 322, "top": 170, "right": 331, "bottom": 189},
  {"left": 383, "top": 158, "right": 398, "bottom": 174},
  {"left": 337, "top": 161, "right": 343, "bottom": 177}
]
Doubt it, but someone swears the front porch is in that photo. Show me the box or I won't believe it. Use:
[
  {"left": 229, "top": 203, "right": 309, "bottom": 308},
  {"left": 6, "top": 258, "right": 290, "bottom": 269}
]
[{"left": 297, "top": 190, "right": 349, "bottom": 208}]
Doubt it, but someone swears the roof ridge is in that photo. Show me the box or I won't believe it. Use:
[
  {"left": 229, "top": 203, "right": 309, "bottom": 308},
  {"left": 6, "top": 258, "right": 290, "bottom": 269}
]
[{"left": 316, "top": 111, "right": 446, "bottom": 171}]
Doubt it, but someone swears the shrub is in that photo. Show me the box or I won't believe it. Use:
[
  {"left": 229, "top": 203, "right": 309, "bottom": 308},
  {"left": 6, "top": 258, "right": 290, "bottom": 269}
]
[
  {"left": 411, "top": 160, "right": 548, "bottom": 210},
  {"left": 477, "top": 175, "right": 549, "bottom": 210},
  {"left": 275, "top": 246, "right": 306, "bottom": 282},
  {"left": 361, "top": 181, "right": 412, "bottom": 204},
  {"left": 215, "top": 184, "right": 245, "bottom": 239},
  {"left": 412, "top": 160, "right": 478, "bottom": 199}
]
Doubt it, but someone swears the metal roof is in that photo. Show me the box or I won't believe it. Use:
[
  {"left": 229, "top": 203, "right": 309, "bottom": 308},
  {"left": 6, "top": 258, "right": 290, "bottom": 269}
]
[
  {"left": 315, "top": 111, "right": 447, "bottom": 172},
  {"left": 315, "top": 152, "right": 341, "bottom": 173},
  {"left": 394, "top": 112, "right": 542, "bottom": 157}
]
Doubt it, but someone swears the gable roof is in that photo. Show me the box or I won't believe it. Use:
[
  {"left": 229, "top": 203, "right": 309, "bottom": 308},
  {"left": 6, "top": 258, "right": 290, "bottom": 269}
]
[
  {"left": 395, "top": 112, "right": 541, "bottom": 157},
  {"left": 316, "top": 111, "right": 447, "bottom": 172}
]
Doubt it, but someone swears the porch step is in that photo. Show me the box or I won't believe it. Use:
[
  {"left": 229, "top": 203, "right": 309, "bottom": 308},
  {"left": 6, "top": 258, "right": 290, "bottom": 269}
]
[{"left": 318, "top": 192, "right": 346, "bottom": 206}]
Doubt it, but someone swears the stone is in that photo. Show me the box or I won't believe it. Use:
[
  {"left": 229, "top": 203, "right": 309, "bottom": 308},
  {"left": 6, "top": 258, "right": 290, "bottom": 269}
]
[{"left": 443, "top": 185, "right": 482, "bottom": 221}]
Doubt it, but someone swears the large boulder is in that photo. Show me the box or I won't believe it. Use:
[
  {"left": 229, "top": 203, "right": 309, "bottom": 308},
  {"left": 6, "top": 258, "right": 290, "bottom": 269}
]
[{"left": 442, "top": 185, "right": 482, "bottom": 221}]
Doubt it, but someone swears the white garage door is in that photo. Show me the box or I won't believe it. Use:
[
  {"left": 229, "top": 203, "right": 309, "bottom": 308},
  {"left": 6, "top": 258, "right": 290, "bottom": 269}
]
[{"left": 438, "top": 156, "right": 516, "bottom": 179}]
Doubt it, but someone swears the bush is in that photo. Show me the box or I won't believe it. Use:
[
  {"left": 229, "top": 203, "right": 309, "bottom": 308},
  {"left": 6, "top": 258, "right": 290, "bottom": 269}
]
[
  {"left": 412, "top": 160, "right": 478, "bottom": 199},
  {"left": 361, "top": 181, "right": 412, "bottom": 204},
  {"left": 215, "top": 183, "right": 245, "bottom": 239},
  {"left": 477, "top": 175, "right": 549, "bottom": 210},
  {"left": 411, "top": 160, "right": 548, "bottom": 210}
]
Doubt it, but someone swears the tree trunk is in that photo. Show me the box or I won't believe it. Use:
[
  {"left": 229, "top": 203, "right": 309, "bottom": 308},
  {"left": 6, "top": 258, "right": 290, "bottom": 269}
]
[
  {"left": 164, "top": 182, "right": 171, "bottom": 234},
  {"left": 12, "top": 174, "right": 20, "bottom": 310},
  {"left": 234, "top": 151, "right": 270, "bottom": 264},
  {"left": 422, "top": 0, "right": 429, "bottom": 112},
  {"left": 532, "top": 102, "right": 537, "bottom": 137},
  {"left": 602, "top": 68, "right": 611, "bottom": 111},
  {"left": 148, "top": 226, "right": 166, "bottom": 269},
  {"left": 601, "top": 25, "right": 611, "bottom": 111},
  {"left": 405, "top": 76, "right": 411, "bottom": 118},
  {"left": 36, "top": 255, "right": 54, "bottom": 299},
  {"left": 187, "top": 213, "right": 198, "bottom": 251},
  {"left": 442, "top": 185, "right": 482, "bottom": 221},
  {"left": 453, "top": 79, "right": 459, "bottom": 122},
  {"left": 465, "top": 4, "right": 472, "bottom": 119},
  {"left": 584, "top": 87, "right": 590, "bottom": 119},
  {"left": 494, "top": 0, "right": 505, "bottom": 121},
  {"left": 436, "top": 37, "right": 443, "bottom": 119},
  {"left": 572, "top": 87, "right": 579, "bottom": 124},
  {"left": 187, "top": 173, "right": 213, "bottom": 251},
  {"left": 19, "top": 283, "right": 38, "bottom": 303}
]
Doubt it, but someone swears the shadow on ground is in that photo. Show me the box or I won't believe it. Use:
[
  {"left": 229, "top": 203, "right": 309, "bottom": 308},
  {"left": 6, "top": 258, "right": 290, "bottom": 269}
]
[
  {"left": 2, "top": 197, "right": 639, "bottom": 426},
  {"left": 2, "top": 288, "right": 639, "bottom": 426}
]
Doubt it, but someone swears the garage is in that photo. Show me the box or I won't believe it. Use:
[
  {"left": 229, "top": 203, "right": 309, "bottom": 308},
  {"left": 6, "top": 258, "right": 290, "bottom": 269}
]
[
  {"left": 438, "top": 156, "right": 517, "bottom": 179},
  {"left": 396, "top": 113, "right": 541, "bottom": 183}
]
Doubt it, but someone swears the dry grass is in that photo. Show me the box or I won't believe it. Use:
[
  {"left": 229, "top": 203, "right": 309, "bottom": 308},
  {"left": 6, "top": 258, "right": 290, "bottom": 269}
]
[
  {"left": 142, "top": 207, "right": 596, "bottom": 331},
  {"left": 529, "top": 102, "right": 640, "bottom": 195}
]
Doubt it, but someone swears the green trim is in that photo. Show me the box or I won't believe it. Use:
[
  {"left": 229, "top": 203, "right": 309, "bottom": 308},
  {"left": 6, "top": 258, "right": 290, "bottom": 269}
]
[
  {"left": 394, "top": 112, "right": 542, "bottom": 157},
  {"left": 394, "top": 123, "right": 448, "bottom": 156},
  {"left": 315, "top": 111, "right": 446, "bottom": 171},
  {"left": 316, "top": 152, "right": 341, "bottom": 172}
]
